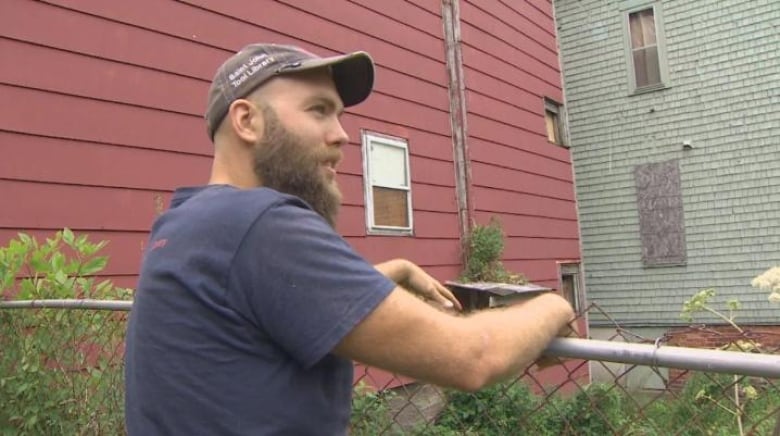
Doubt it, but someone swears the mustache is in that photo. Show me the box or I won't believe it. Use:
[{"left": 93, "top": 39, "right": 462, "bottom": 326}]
[{"left": 314, "top": 147, "right": 343, "bottom": 165}]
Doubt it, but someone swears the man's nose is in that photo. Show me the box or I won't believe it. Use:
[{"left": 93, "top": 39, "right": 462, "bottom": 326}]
[{"left": 328, "top": 120, "right": 349, "bottom": 148}]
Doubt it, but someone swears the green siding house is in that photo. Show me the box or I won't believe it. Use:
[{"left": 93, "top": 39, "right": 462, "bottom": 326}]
[{"left": 553, "top": 0, "right": 780, "bottom": 332}]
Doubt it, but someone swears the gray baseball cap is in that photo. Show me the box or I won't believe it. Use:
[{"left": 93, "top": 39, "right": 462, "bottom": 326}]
[{"left": 205, "top": 43, "right": 375, "bottom": 140}]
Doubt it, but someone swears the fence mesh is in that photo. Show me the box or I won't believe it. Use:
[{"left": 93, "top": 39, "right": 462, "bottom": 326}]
[{"left": 1, "top": 302, "right": 779, "bottom": 435}]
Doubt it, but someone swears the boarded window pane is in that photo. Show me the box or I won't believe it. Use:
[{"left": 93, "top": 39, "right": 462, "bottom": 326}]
[
  {"left": 372, "top": 187, "right": 409, "bottom": 227},
  {"left": 545, "top": 110, "right": 560, "bottom": 144},
  {"left": 370, "top": 142, "right": 407, "bottom": 188},
  {"left": 561, "top": 274, "right": 577, "bottom": 310},
  {"left": 633, "top": 46, "right": 661, "bottom": 87},
  {"left": 634, "top": 160, "right": 687, "bottom": 266}
]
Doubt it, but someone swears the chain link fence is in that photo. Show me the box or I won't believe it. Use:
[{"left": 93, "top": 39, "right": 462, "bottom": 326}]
[{"left": 2, "top": 301, "right": 780, "bottom": 435}]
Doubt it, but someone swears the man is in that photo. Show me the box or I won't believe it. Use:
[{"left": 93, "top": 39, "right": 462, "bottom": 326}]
[{"left": 124, "top": 43, "right": 574, "bottom": 435}]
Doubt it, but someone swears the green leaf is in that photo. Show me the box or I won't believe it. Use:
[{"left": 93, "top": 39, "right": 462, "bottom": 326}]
[
  {"left": 62, "top": 228, "right": 75, "bottom": 245},
  {"left": 50, "top": 252, "right": 65, "bottom": 272},
  {"left": 53, "top": 270, "right": 68, "bottom": 286},
  {"left": 29, "top": 252, "right": 48, "bottom": 274},
  {"left": 17, "top": 233, "right": 33, "bottom": 246},
  {"left": 18, "top": 280, "right": 35, "bottom": 300},
  {"left": 81, "top": 256, "right": 108, "bottom": 276}
]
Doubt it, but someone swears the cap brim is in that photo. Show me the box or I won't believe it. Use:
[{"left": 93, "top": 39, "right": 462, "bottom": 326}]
[{"left": 295, "top": 52, "right": 374, "bottom": 107}]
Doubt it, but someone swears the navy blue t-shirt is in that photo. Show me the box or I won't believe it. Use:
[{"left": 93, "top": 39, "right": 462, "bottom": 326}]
[{"left": 124, "top": 185, "right": 395, "bottom": 435}]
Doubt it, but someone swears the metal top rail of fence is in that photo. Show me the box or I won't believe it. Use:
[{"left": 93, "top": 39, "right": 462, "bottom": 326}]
[{"left": 3, "top": 298, "right": 780, "bottom": 378}]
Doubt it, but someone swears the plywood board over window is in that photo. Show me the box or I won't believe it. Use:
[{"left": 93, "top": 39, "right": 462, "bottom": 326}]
[
  {"left": 634, "top": 159, "right": 687, "bottom": 267},
  {"left": 362, "top": 132, "right": 413, "bottom": 235},
  {"left": 544, "top": 98, "right": 565, "bottom": 146}
]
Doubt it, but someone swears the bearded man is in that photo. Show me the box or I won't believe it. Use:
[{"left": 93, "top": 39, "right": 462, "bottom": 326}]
[{"left": 124, "top": 43, "right": 574, "bottom": 435}]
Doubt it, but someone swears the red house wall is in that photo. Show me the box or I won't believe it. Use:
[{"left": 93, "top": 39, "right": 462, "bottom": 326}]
[
  {"left": 1, "top": 0, "right": 583, "bottom": 389},
  {"left": 0, "top": 0, "right": 462, "bottom": 286},
  {"left": 459, "top": 0, "right": 581, "bottom": 289}
]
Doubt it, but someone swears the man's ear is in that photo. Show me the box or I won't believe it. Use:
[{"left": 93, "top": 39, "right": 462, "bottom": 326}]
[{"left": 226, "top": 99, "right": 264, "bottom": 144}]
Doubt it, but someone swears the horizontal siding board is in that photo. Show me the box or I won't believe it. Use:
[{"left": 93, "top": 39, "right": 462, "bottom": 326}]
[
  {"left": 502, "top": 259, "right": 564, "bottom": 283},
  {"left": 460, "top": 5, "right": 559, "bottom": 72},
  {"left": 411, "top": 185, "right": 459, "bottom": 213},
  {"left": 412, "top": 211, "right": 461, "bottom": 239},
  {"left": 179, "top": 0, "right": 449, "bottom": 85},
  {"left": 34, "top": 0, "right": 451, "bottom": 112},
  {"left": 341, "top": 117, "right": 454, "bottom": 162},
  {"left": 468, "top": 138, "right": 573, "bottom": 181},
  {"left": 465, "top": 67, "right": 545, "bottom": 115},
  {"left": 473, "top": 211, "right": 579, "bottom": 239},
  {"left": 349, "top": 237, "right": 461, "bottom": 267},
  {"left": 0, "top": 180, "right": 165, "bottom": 231},
  {"left": 0, "top": 38, "right": 205, "bottom": 116},
  {"left": 463, "top": 0, "right": 557, "bottom": 55},
  {"left": 339, "top": 208, "right": 461, "bottom": 240},
  {"left": 466, "top": 90, "right": 546, "bottom": 137},
  {"left": 0, "top": 84, "right": 450, "bottom": 153},
  {"left": 407, "top": 0, "right": 441, "bottom": 17},
  {"left": 277, "top": 0, "right": 443, "bottom": 60},
  {"left": 483, "top": 0, "right": 556, "bottom": 34},
  {"left": 503, "top": 237, "right": 581, "bottom": 260},
  {"left": 472, "top": 186, "right": 577, "bottom": 220},
  {"left": 0, "top": 84, "right": 212, "bottom": 155},
  {"left": 469, "top": 112, "right": 547, "bottom": 150},
  {"left": 2, "top": 0, "right": 225, "bottom": 81},
  {"left": 348, "top": 0, "right": 443, "bottom": 38},
  {"left": 471, "top": 162, "right": 575, "bottom": 201},
  {"left": 462, "top": 45, "right": 562, "bottom": 100},
  {"left": 410, "top": 157, "right": 456, "bottom": 187},
  {"left": 0, "top": 132, "right": 210, "bottom": 190}
]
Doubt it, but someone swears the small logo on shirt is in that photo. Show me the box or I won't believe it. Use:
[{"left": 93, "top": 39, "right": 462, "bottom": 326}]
[{"left": 150, "top": 239, "right": 168, "bottom": 251}]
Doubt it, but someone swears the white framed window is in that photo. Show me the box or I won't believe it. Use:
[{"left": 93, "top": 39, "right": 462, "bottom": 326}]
[
  {"left": 361, "top": 131, "right": 413, "bottom": 235},
  {"left": 622, "top": 1, "right": 669, "bottom": 94},
  {"left": 544, "top": 98, "right": 565, "bottom": 146},
  {"left": 559, "top": 263, "right": 583, "bottom": 312}
]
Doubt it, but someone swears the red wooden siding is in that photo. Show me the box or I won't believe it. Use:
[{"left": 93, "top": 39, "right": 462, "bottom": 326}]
[
  {"left": 0, "top": 0, "right": 463, "bottom": 288},
  {"left": 460, "top": 0, "right": 581, "bottom": 285},
  {"left": 1, "top": 0, "right": 585, "bottom": 393}
]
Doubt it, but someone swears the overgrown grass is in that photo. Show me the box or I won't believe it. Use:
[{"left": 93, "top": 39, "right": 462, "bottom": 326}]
[{"left": 351, "top": 375, "right": 780, "bottom": 435}]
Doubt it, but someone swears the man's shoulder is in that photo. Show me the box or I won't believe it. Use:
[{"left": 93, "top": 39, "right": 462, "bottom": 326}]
[{"left": 173, "top": 185, "right": 309, "bottom": 218}]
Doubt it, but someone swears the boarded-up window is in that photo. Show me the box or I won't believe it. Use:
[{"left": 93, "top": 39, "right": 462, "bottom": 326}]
[
  {"left": 362, "top": 132, "right": 412, "bottom": 234},
  {"left": 560, "top": 263, "right": 581, "bottom": 311},
  {"left": 634, "top": 160, "right": 687, "bottom": 266},
  {"left": 544, "top": 98, "right": 564, "bottom": 145}
]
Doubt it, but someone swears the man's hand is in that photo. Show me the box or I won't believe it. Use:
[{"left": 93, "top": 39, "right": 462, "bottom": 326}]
[
  {"left": 374, "top": 259, "right": 463, "bottom": 311},
  {"left": 535, "top": 314, "right": 580, "bottom": 370}
]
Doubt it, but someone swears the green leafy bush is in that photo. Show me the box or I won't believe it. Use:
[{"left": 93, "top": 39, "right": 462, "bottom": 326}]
[
  {"left": 350, "top": 382, "right": 399, "bottom": 436},
  {"left": 461, "top": 218, "right": 527, "bottom": 284},
  {"left": 0, "top": 230, "right": 131, "bottom": 435},
  {"left": 426, "top": 376, "right": 780, "bottom": 435}
]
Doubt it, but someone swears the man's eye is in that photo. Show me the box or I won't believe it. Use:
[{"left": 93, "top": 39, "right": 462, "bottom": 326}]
[{"left": 310, "top": 105, "right": 327, "bottom": 115}]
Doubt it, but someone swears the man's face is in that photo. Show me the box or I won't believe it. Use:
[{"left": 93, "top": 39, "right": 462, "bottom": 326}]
[{"left": 250, "top": 70, "right": 349, "bottom": 228}]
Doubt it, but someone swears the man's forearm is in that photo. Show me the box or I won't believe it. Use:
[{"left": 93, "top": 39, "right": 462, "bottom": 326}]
[
  {"left": 467, "top": 292, "right": 574, "bottom": 386},
  {"left": 374, "top": 259, "right": 409, "bottom": 284}
]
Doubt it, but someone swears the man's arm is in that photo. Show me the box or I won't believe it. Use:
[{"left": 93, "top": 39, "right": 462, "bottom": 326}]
[
  {"left": 374, "top": 259, "right": 462, "bottom": 311},
  {"left": 333, "top": 287, "right": 573, "bottom": 392}
]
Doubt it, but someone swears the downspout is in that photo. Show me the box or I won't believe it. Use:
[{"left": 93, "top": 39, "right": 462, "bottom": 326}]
[{"left": 442, "top": 0, "right": 473, "bottom": 264}]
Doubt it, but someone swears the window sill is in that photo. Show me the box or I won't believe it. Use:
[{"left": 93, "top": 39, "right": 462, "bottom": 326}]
[
  {"left": 630, "top": 83, "right": 669, "bottom": 96},
  {"left": 366, "top": 228, "right": 414, "bottom": 237},
  {"left": 548, "top": 140, "right": 570, "bottom": 149}
]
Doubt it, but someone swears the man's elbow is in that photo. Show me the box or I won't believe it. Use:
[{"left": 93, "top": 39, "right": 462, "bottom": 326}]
[{"left": 448, "top": 335, "right": 499, "bottom": 393}]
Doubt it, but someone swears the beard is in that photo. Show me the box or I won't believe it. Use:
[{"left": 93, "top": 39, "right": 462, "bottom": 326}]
[{"left": 252, "top": 105, "right": 343, "bottom": 228}]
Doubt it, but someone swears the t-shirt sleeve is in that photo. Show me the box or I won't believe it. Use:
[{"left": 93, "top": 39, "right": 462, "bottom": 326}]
[{"left": 226, "top": 198, "right": 396, "bottom": 369}]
